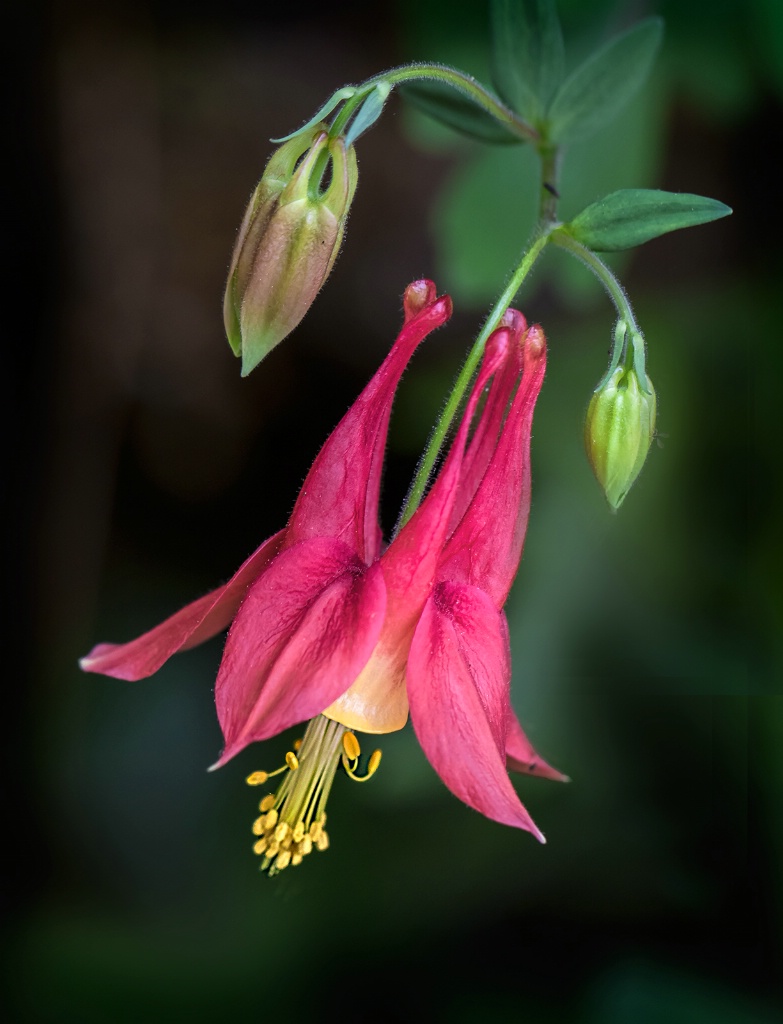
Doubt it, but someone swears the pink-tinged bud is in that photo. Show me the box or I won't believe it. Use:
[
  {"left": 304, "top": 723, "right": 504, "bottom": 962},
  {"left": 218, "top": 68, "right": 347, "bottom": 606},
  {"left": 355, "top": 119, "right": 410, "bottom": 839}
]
[
  {"left": 223, "top": 124, "right": 358, "bottom": 376},
  {"left": 584, "top": 365, "right": 657, "bottom": 510}
]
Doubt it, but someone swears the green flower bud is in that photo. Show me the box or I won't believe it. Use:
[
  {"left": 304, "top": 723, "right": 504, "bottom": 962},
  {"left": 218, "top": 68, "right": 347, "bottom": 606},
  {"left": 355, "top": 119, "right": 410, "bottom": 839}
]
[
  {"left": 584, "top": 365, "right": 656, "bottom": 510},
  {"left": 223, "top": 124, "right": 358, "bottom": 376}
]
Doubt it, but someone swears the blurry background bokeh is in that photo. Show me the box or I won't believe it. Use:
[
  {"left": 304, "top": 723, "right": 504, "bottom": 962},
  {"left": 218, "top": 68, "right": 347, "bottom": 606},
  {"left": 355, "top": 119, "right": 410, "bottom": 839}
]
[{"left": 5, "top": 0, "right": 781, "bottom": 1021}]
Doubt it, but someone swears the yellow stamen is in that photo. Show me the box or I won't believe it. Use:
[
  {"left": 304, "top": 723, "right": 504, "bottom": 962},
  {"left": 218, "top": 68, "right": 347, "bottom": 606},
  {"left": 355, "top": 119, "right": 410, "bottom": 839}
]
[
  {"left": 245, "top": 717, "right": 383, "bottom": 878},
  {"left": 246, "top": 749, "right": 299, "bottom": 788},
  {"left": 341, "top": 746, "right": 382, "bottom": 782},
  {"left": 264, "top": 808, "right": 278, "bottom": 830},
  {"left": 342, "top": 731, "right": 361, "bottom": 761}
]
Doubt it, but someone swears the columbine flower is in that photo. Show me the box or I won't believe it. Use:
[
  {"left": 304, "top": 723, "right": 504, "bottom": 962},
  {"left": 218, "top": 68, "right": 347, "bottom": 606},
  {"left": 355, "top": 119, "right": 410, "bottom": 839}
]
[{"left": 80, "top": 280, "right": 562, "bottom": 875}]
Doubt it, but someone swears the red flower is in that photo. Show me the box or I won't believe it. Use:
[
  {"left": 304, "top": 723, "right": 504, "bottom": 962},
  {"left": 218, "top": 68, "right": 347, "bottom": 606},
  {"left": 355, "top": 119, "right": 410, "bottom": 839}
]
[{"left": 81, "top": 281, "right": 563, "bottom": 873}]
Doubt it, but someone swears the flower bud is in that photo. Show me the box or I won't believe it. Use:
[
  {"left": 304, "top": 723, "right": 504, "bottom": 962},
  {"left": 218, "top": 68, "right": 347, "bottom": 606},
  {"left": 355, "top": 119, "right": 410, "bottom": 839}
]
[
  {"left": 584, "top": 366, "right": 656, "bottom": 510},
  {"left": 223, "top": 124, "right": 358, "bottom": 376}
]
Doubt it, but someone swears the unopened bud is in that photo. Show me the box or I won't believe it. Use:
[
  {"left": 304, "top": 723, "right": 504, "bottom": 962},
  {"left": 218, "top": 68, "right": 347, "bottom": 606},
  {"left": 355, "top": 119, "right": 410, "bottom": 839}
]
[
  {"left": 584, "top": 366, "right": 656, "bottom": 510},
  {"left": 223, "top": 124, "right": 358, "bottom": 376}
]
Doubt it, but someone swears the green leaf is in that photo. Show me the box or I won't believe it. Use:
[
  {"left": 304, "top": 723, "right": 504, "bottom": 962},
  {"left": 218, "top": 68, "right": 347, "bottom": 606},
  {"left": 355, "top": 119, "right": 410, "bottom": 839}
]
[
  {"left": 547, "top": 17, "right": 663, "bottom": 143},
  {"left": 270, "top": 87, "right": 357, "bottom": 143},
  {"left": 563, "top": 189, "right": 733, "bottom": 252},
  {"left": 491, "top": 0, "right": 565, "bottom": 123},
  {"left": 345, "top": 82, "right": 391, "bottom": 146},
  {"left": 399, "top": 81, "right": 524, "bottom": 145}
]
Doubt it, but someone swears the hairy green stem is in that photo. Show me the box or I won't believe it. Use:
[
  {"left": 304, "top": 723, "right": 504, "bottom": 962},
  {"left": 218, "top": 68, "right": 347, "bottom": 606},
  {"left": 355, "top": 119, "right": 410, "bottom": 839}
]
[
  {"left": 395, "top": 231, "right": 550, "bottom": 532},
  {"left": 394, "top": 126, "right": 562, "bottom": 533},
  {"left": 367, "top": 63, "right": 540, "bottom": 143},
  {"left": 551, "top": 231, "right": 639, "bottom": 333}
]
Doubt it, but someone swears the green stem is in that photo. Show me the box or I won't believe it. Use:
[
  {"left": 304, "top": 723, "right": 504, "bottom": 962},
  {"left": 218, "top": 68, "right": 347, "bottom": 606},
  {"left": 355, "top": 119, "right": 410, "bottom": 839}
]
[
  {"left": 538, "top": 144, "right": 561, "bottom": 225},
  {"left": 395, "top": 231, "right": 550, "bottom": 532},
  {"left": 328, "top": 91, "right": 365, "bottom": 138},
  {"left": 366, "top": 63, "right": 540, "bottom": 144},
  {"left": 551, "top": 231, "right": 639, "bottom": 332}
]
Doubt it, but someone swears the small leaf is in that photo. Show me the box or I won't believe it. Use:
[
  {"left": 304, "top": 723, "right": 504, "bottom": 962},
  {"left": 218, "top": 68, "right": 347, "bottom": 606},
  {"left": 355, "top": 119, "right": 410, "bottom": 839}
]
[
  {"left": 563, "top": 189, "right": 733, "bottom": 251},
  {"left": 547, "top": 17, "right": 663, "bottom": 143},
  {"left": 271, "top": 87, "right": 357, "bottom": 143},
  {"left": 345, "top": 82, "right": 391, "bottom": 146},
  {"left": 399, "top": 81, "right": 524, "bottom": 145},
  {"left": 491, "top": 0, "right": 565, "bottom": 123}
]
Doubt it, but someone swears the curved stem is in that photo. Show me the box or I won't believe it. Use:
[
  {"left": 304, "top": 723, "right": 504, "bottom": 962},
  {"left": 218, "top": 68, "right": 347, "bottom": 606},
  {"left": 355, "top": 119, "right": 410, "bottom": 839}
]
[
  {"left": 367, "top": 63, "right": 540, "bottom": 144},
  {"left": 395, "top": 231, "right": 550, "bottom": 532},
  {"left": 551, "top": 231, "right": 639, "bottom": 332}
]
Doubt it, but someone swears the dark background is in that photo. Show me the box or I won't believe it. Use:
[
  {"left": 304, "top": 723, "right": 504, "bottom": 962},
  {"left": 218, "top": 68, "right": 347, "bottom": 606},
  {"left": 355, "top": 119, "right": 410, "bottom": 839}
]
[{"left": 5, "top": 1, "right": 781, "bottom": 1022}]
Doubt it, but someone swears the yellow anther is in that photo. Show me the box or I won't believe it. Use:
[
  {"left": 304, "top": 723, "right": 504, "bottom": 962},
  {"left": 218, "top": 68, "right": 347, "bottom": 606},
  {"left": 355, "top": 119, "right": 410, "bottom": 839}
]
[
  {"left": 293, "top": 738, "right": 302, "bottom": 752},
  {"left": 259, "top": 794, "right": 276, "bottom": 813},
  {"left": 282, "top": 835, "right": 293, "bottom": 850},
  {"left": 274, "top": 822, "right": 290, "bottom": 843},
  {"left": 252, "top": 817, "right": 265, "bottom": 836},
  {"left": 342, "top": 731, "right": 361, "bottom": 761},
  {"left": 291, "top": 853, "right": 303, "bottom": 867},
  {"left": 275, "top": 850, "right": 292, "bottom": 871},
  {"left": 266, "top": 841, "right": 280, "bottom": 858},
  {"left": 309, "top": 821, "right": 322, "bottom": 841},
  {"left": 249, "top": 753, "right": 298, "bottom": 786},
  {"left": 253, "top": 838, "right": 268, "bottom": 855},
  {"left": 265, "top": 808, "right": 279, "bottom": 830},
  {"left": 292, "top": 822, "right": 305, "bottom": 843},
  {"left": 342, "top": 746, "right": 382, "bottom": 782},
  {"left": 299, "top": 835, "right": 313, "bottom": 856},
  {"left": 316, "top": 831, "right": 330, "bottom": 852}
]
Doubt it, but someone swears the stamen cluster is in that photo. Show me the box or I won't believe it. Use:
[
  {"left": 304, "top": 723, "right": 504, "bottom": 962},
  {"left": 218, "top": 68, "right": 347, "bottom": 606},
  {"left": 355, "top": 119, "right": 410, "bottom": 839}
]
[{"left": 246, "top": 715, "right": 380, "bottom": 876}]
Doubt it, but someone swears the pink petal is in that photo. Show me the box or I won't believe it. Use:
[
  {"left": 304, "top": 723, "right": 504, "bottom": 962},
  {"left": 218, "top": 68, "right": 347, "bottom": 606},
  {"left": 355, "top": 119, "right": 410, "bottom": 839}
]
[
  {"left": 79, "top": 531, "right": 285, "bottom": 680},
  {"left": 407, "top": 581, "right": 545, "bottom": 840},
  {"left": 381, "top": 329, "right": 507, "bottom": 632},
  {"left": 506, "top": 712, "right": 570, "bottom": 783},
  {"left": 286, "top": 282, "right": 452, "bottom": 564},
  {"left": 214, "top": 537, "right": 386, "bottom": 766},
  {"left": 439, "top": 324, "right": 547, "bottom": 607},
  {"left": 449, "top": 313, "right": 525, "bottom": 532}
]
